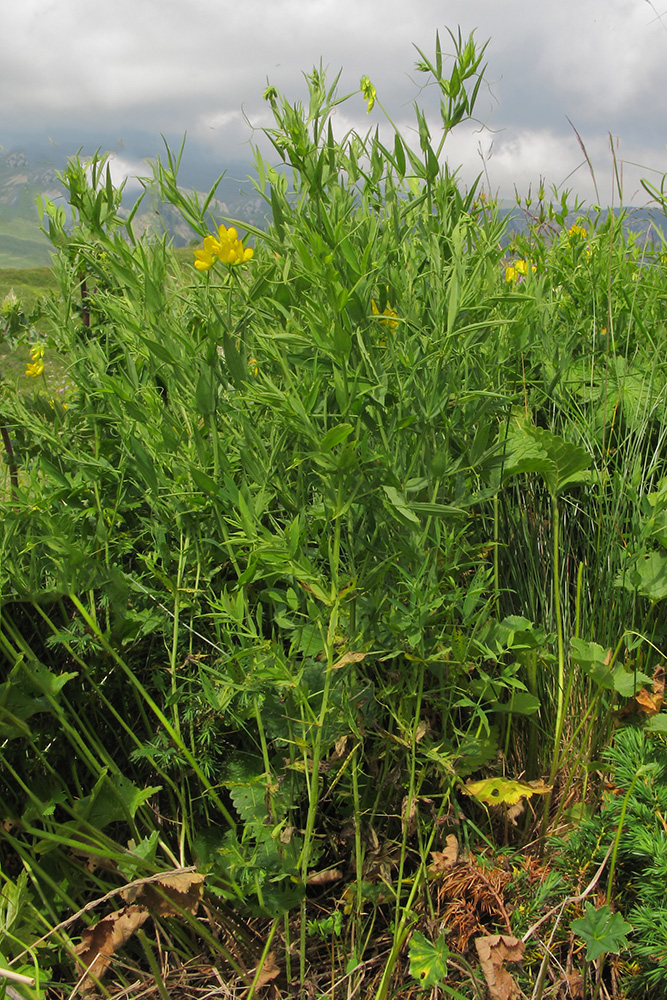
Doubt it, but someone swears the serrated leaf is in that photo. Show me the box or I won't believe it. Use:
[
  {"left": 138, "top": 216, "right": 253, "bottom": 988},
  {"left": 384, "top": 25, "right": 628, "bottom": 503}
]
[
  {"left": 408, "top": 930, "right": 449, "bottom": 987},
  {"left": 646, "top": 713, "right": 667, "bottom": 732},
  {"left": 571, "top": 902, "right": 632, "bottom": 961},
  {"left": 612, "top": 668, "right": 654, "bottom": 698},
  {"left": 501, "top": 420, "right": 591, "bottom": 495}
]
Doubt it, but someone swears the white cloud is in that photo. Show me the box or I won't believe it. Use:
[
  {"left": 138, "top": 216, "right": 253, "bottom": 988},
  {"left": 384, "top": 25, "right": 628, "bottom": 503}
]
[{"left": 2, "top": 0, "right": 667, "bottom": 203}]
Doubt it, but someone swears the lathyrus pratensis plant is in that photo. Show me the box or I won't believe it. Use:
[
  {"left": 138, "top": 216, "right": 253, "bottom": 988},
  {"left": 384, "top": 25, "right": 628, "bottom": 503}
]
[{"left": 7, "top": 26, "right": 665, "bottom": 999}]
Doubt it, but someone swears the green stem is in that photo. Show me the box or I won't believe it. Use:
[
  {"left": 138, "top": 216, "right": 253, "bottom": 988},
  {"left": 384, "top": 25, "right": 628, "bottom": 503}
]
[{"left": 68, "top": 593, "right": 237, "bottom": 830}]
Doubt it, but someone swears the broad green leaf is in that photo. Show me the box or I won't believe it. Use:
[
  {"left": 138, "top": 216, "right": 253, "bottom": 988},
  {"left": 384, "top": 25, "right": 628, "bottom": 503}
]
[
  {"left": 195, "top": 367, "right": 217, "bottom": 417},
  {"left": 501, "top": 419, "right": 591, "bottom": 495},
  {"left": 492, "top": 691, "right": 541, "bottom": 716},
  {"left": 74, "top": 772, "right": 162, "bottom": 828},
  {"left": 571, "top": 903, "right": 632, "bottom": 961},
  {"left": 616, "top": 551, "right": 667, "bottom": 602},
  {"left": 646, "top": 713, "right": 667, "bottom": 733},
  {"left": 409, "top": 930, "right": 449, "bottom": 988},
  {"left": 319, "top": 424, "right": 354, "bottom": 451},
  {"left": 382, "top": 485, "right": 420, "bottom": 525},
  {"left": 569, "top": 637, "right": 615, "bottom": 689},
  {"left": 612, "top": 667, "right": 653, "bottom": 698}
]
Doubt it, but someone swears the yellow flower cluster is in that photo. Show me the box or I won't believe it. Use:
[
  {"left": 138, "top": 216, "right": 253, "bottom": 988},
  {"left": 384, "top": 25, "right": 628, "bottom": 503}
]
[
  {"left": 505, "top": 259, "right": 536, "bottom": 283},
  {"left": 193, "top": 224, "right": 254, "bottom": 271},
  {"left": 25, "top": 344, "right": 45, "bottom": 378},
  {"left": 371, "top": 294, "right": 399, "bottom": 332},
  {"left": 360, "top": 75, "right": 376, "bottom": 114},
  {"left": 568, "top": 223, "right": 587, "bottom": 240}
]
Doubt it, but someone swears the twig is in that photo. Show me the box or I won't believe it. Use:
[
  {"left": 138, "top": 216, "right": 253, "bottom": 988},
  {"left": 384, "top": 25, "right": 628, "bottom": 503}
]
[
  {"left": 11, "top": 866, "right": 197, "bottom": 964},
  {"left": 0, "top": 967, "right": 35, "bottom": 986}
]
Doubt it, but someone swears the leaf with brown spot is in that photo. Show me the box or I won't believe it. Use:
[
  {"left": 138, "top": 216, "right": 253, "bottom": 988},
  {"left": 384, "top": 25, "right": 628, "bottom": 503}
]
[
  {"left": 465, "top": 777, "right": 551, "bottom": 806},
  {"left": 74, "top": 905, "right": 150, "bottom": 991},
  {"left": 474, "top": 935, "right": 524, "bottom": 1000},
  {"left": 415, "top": 720, "right": 429, "bottom": 742},
  {"left": 402, "top": 794, "right": 418, "bottom": 836}
]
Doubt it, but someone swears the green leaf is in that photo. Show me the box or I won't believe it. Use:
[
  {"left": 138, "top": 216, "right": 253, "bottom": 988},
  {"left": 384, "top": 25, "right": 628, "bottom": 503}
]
[
  {"left": 571, "top": 903, "right": 632, "bottom": 961},
  {"left": 195, "top": 367, "right": 217, "bottom": 417},
  {"left": 646, "top": 713, "right": 667, "bottom": 733},
  {"left": 74, "top": 772, "right": 162, "bottom": 829},
  {"left": 569, "top": 638, "right": 615, "bottom": 689},
  {"left": 409, "top": 930, "right": 449, "bottom": 988},
  {"left": 612, "top": 667, "right": 653, "bottom": 698},
  {"left": 501, "top": 418, "right": 591, "bottom": 496},
  {"left": 382, "top": 485, "right": 420, "bottom": 525},
  {"left": 128, "top": 435, "right": 158, "bottom": 494},
  {"left": 492, "top": 691, "right": 541, "bottom": 716},
  {"left": 616, "top": 551, "right": 667, "bottom": 602},
  {"left": 319, "top": 424, "right": 354, "bottom": 451}
]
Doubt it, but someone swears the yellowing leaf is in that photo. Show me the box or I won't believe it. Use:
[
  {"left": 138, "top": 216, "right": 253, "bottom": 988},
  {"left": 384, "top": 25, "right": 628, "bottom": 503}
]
[
  {"left": 465, "top": 777, "right": 551, "bottom": 806},
  {"left": 408, "top": 930, "right": 449, "bottom": 987}
]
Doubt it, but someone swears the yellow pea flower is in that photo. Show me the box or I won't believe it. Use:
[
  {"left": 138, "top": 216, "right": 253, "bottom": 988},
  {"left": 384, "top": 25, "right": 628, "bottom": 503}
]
[
  {"left": 360, "top": 75, "right": 376, "bottom": 113},
  {"left": 505, "top": 259, "right": 536, "bottom": 283},
  {"left": 371, "top": 293, "right": 398, "bottom": 333},
  {"left": 568, "top": 223, "right": 587, "bottom": 240},
  {"left": 25, "top": 344, "right": 45, "bottom": 377},
  {"left": 193, "top": 235, "right": 219, "bottom": 271},
  {"left": 193, "top": 225, "right": 253, "bottom": 270}
]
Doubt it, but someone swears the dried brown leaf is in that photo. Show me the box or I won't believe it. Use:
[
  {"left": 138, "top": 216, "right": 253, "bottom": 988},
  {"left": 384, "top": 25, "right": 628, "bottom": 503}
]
[
  {"left": 252, "top": 951, "right": 280, "bottom": 989},
  {"left": 129, "top": 872, "right": 206, "bottom": 917},
  {"left": 74, "top": 904, "right": 150, "bottom": 991},
  {"left": 430, "top": 835, "right": 459, "bottom": 873},
  {"left": 506, "top": 801, "right": 525, "bottom": 825},
  {"left": 635, "top": 687, "right": 662, "bottom": 716},
  {"left": 306, "top": 868, "right": 343, "bottom": 885},
  {"left": 402, "top": 794, "right": 417, "bottom": 837},
  {"left": 474, "top": 934, "right": 525, "bottom": 1000},
  {"left": 331, "top": 651, "right": 366, "bottom": 670},
  {"left": 415, "top": 720, "right": 428, "bottom": 742}
]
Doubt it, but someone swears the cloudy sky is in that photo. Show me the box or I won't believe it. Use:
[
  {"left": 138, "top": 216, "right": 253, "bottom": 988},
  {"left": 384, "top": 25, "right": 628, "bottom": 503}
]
[{"left": 2, "top": 0, "right": 667, "bottom": 206}]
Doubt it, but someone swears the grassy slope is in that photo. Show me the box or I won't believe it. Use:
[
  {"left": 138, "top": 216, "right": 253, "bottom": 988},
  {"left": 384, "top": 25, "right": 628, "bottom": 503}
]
[
  {"left": 0, "top": 265, "right": 58, "bottom": 314},
  {"left": 0, "top": 216, "right": 53, "bottom": 269}
]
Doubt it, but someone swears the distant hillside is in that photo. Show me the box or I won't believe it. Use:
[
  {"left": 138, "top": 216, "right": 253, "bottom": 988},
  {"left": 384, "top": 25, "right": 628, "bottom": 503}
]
[
  {"left": 0, "top": 149, "right": 269, "bottom": 269},
  {"left": 1, "top": 148, "right": 666, "bottom": 270}
]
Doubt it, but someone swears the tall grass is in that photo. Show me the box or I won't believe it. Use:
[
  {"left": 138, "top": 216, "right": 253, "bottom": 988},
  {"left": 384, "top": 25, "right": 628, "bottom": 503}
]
[{"left": 2, "top": 30, "right": 667, "bottom": 999}]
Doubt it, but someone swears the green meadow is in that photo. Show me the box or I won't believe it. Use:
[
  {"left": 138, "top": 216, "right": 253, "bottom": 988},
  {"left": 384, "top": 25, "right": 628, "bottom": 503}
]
[{"left": 3, "top": 33, "right": 667, "bottom": 1000}]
